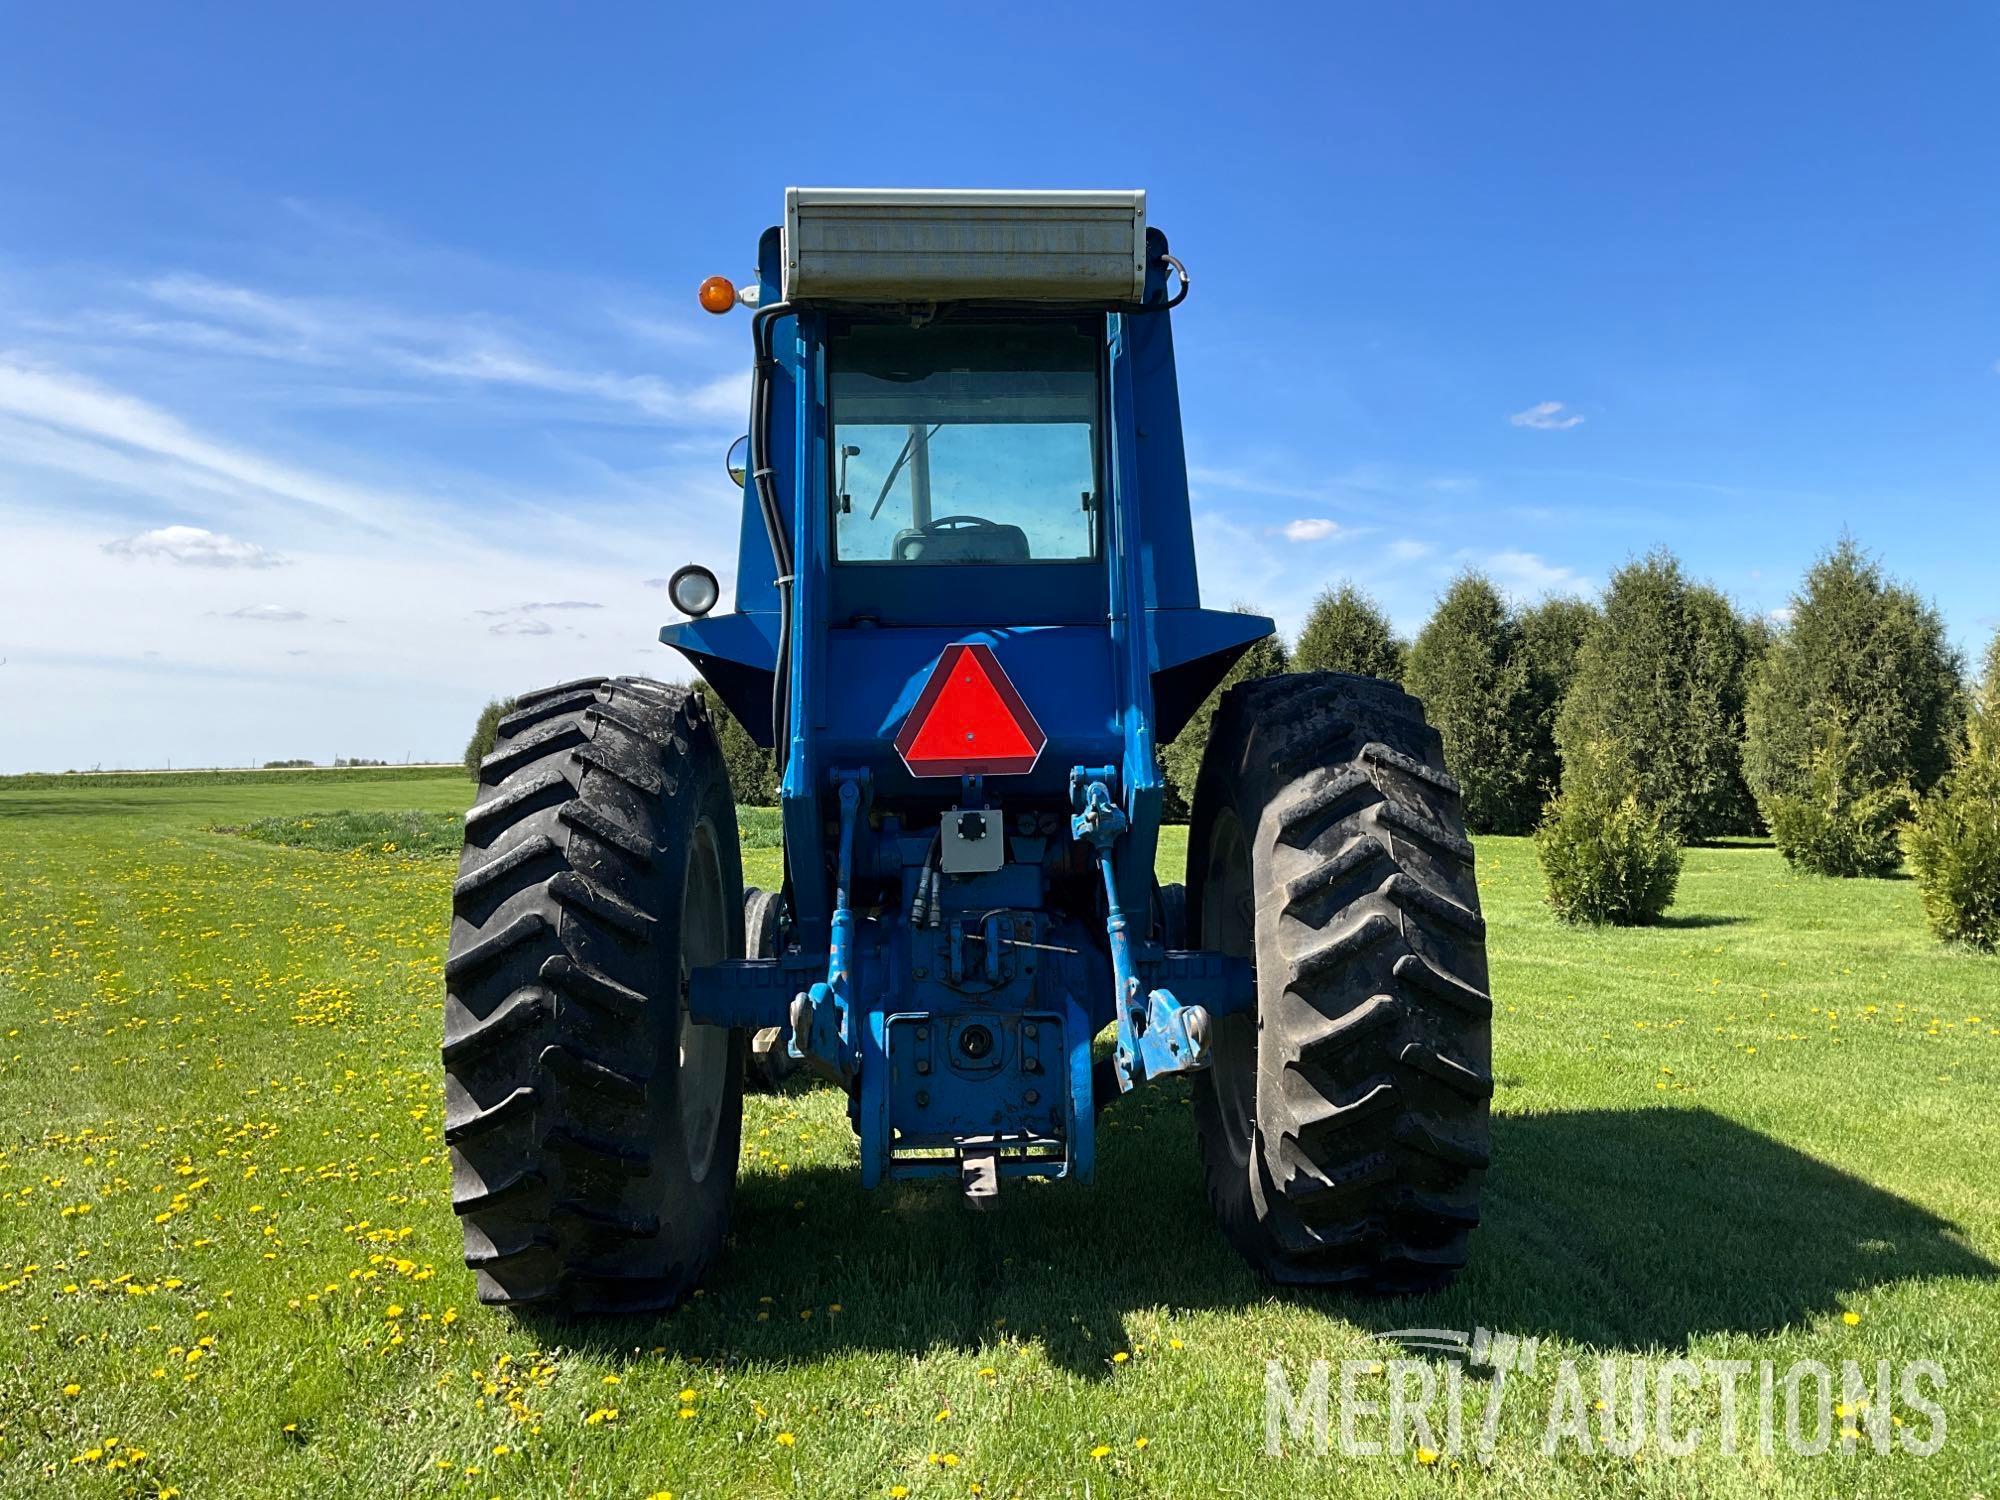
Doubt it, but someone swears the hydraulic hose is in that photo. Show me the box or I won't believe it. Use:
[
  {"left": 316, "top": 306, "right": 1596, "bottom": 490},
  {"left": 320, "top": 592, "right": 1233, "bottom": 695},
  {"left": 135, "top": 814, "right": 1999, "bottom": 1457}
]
[{"left": 748, "top": 300, "right": 795, "bottom": 772}]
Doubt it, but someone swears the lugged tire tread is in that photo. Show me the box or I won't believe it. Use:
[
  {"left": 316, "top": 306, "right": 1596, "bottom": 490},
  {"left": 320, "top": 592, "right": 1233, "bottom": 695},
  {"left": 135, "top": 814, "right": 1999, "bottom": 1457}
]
[
  {"left": 443, "top": 912, "right": 549, "bottom": 982},
  {"left": 510, "top": 676, "right": 608, "bottom": 711},
  {"left": 463, "top": 770, "right": 568, "bottom": 834},
  {"left": 499, "top": 689, "right": 602, "bottom": 738},
  {"left": 547, "top": 869, "right": 656, "bottom": 937},
  {"left": 444, "top": 1084, "right": 539, "bottom": 1143},
  {"left": 1188, "top": 671, "right": 1492, "bottom": 1294},
  {"left": 442, "top": 986, "right": 548, "bottom": 1064},
  {"left": 443, "top": 675, "right": 744, "bottom": 1313},
  {"left": 570, "top": 742, "right": 663, "bottom": 798},
  {"left": 559, "top": 800, "right": 655, "bottom": 864},
  {"left": 1378, "top": 799, "right": 1477, "bottom": 866},
  {"left": 481, "top": 720, "right": 588, "bottom": 782},
  {"left": 1392, "top": 952, "right": 1494, "bottom": 1018},
  {"left": 452, "top": 1165, "right": 546, "bottom": 1215},
  {"left": 540, "top": 954, "right": 646, "bottom": 1019},
  {"left": 1281, "top": 833, "right": 1392, "bottom": 910},
  {"left": 453, "top": 834, "right": 560, "bottom": 901}
]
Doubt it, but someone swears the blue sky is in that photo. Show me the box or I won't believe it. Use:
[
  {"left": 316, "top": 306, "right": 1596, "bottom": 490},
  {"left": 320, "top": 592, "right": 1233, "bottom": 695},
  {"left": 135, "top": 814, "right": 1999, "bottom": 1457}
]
[{"left": 2, "top": 3, "right": 1995, "bottom": 771}]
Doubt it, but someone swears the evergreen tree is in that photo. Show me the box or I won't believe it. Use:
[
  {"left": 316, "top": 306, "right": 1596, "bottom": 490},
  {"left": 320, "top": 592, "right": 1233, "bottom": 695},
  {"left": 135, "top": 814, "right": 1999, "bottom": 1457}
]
[
  {"left": 696, "top": 683, "right": 778, "bottom": 805},
  {"left": 1404, "top": 572, "right": 1538, "bottom": 834},
  {"left": 1555, "top": 550, "right": 1756, "bottom": 841},
  {"left": 1293, "top": 583, "right": 1403, "bottom": 682},
  {"left": 1686, "top": 583, "right": 1763, "bottom": 834},
  {"left": 1903, "top": 631, "right": 2000, "bottom": 946},
  {"left": 1160, "top": 606, "right": 1288, "bottom": 817},
  {"left": 463, "top": 697, "right": 516, "bottom": 780},
  {"left": 1744, "top": 538, "right": 1962, "bottom": 815},
  {"left": 1518, "top": 596, "right": 1598, "bottom": 817}
]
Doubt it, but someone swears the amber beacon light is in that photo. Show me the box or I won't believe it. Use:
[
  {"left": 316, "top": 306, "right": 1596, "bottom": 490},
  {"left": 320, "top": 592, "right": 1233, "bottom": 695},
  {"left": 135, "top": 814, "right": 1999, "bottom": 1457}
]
[{"left": 697, "top": 275, "right": 737, "bottom": 314}]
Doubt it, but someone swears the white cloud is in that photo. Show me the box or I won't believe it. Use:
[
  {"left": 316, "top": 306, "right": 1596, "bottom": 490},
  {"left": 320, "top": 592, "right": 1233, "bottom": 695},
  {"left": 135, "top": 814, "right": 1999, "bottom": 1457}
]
[
  {"left": 1509, "top": 400, "right": 1586, "bottom": 431},
  {"left": 1277, "top": 517, "right": 1342, "bottom": 542},
  {"left": 103, "top": 524, "right": 286, "bottom": 568},
  {"left": 1388, "top": 539, "right": 1434, "bottom": 561},
  {"left": 132, "top": 275, "right": 747, "bottom": 428},
  {"left": 474, "top": 600, "right": 604, "bottom": 616},
  {"left": 0, "top": 357, "right": 439, "bottom": 539},
  {"left": 221, "top": 604, "right": 308, "bottom": 623},
  {"left": 1480, "top": 548, "right": 1592, "bottom": 599},
  {"left": 476, "top": 599, "right": 608, "bottom": 636},
  {"left": 1768, "top": 606, "right": 1795, "bottom": 625},
  {"left": 0, "top": 235, "right": 758, "bottom": 772}
]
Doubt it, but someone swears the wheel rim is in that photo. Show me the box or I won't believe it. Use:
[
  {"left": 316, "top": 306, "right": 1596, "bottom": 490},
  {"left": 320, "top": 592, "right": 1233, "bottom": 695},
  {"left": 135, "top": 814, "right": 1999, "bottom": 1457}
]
[
  {"left": 677, "top": 818, "right": 729, "bottom": 1182},
  {"left": 1202, "top": 807, "right": 1258, "bottom": 1172}
]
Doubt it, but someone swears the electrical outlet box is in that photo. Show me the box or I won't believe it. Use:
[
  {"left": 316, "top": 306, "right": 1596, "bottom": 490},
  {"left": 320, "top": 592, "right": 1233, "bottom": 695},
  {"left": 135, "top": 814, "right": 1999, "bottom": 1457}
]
[{"left": 939, "top": 808, "right": 1005, "bottom": 874}]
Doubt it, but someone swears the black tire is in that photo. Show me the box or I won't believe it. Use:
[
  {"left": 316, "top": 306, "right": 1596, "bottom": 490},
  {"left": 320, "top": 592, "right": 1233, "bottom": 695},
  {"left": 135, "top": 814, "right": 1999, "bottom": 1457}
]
[
  {"left": 442, "top": 675, "right": 746, "bottom": 1313},
  {"left": 1188, "top": 672, "right": 1492, "bottom": 1293},
  {"left": 741, "top": 887, "right": 796, "bottom": 1092},
  {"left": 1156, "top": 881, "right": 1189, "bottom": 949}
]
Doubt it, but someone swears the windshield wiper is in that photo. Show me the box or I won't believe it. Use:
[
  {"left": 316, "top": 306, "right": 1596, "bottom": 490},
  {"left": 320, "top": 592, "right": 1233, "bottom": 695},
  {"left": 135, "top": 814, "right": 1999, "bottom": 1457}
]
[{"left": 868, "top": 424, "right": 943, "bottom": 520}]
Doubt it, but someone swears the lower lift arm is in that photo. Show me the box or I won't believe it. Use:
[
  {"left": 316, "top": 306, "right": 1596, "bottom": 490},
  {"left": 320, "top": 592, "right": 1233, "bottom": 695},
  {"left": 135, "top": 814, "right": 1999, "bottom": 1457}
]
[{"left": 1068, "top": 767, "right": 1212, "bottom": 1091}]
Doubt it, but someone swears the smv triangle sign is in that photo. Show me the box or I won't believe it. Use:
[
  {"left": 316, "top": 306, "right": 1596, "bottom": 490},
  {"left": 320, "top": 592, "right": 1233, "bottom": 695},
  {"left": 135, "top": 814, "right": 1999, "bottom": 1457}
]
[{"left": 894, "top": 643, "right": 1047, "bottom": 778}]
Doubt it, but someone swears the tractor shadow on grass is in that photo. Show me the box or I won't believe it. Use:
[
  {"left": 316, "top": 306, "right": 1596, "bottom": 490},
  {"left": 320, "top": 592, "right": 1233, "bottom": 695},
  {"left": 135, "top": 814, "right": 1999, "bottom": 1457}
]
[
  {"left": 541, "top": 1096, "right": 1995, "bottom": 1373},
  {"left": 1463, "top": 1105, "right": 1998, "bottom": 1349}
]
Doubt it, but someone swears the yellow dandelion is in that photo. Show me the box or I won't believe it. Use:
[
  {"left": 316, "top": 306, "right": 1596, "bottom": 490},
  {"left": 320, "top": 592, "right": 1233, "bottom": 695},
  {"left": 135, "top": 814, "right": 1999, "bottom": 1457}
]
[
  {"left": 1416, "top": 1445, "right": 1440, "bottom": 1465},
  {"left": 775, "top": 1431, "right": 796, "bottom": 1447},
  {"left": 1842, "top": 1310, "right": 1861, "bottom": 1326},
  {"left": 1090, "top": 1444, "right": 1111, "bottom": 1459}
]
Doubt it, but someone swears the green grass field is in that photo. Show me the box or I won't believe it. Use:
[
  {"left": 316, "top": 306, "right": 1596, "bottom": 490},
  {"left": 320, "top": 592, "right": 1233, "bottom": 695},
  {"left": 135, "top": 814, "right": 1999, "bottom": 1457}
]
[{"left": 2, "top": 770, "right": 1995, "bottom": 1497}]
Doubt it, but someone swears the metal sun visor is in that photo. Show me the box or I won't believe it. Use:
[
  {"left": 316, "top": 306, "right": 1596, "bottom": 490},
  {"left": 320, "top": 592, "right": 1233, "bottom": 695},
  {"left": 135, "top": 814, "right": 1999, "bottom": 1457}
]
[{"left": 783, "top": 187, "right": 1148, "bottom": 303}]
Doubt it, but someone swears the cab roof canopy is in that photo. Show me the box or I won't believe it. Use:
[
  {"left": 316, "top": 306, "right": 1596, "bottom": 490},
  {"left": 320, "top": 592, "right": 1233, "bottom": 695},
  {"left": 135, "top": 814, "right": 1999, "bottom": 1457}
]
[{"left": 782, "top": 187, "right": 1147, "bottom": 304}]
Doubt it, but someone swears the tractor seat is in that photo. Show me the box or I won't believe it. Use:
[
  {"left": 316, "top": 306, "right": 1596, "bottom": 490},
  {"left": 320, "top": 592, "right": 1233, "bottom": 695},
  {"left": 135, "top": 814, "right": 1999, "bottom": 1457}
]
[{"left": 891, "top": 518, "right": 1031, "bottom": 563}]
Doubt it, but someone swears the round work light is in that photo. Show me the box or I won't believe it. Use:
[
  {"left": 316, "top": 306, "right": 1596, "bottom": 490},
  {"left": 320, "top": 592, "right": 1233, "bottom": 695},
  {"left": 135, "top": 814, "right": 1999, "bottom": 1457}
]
[{"left": 667, "top": 563, "right": 721, "bottom": 618}]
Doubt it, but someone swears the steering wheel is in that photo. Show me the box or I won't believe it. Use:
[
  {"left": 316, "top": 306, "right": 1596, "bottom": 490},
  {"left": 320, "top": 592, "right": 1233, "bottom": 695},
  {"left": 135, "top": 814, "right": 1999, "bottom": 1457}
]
[{"left": 894, "top": 515, "right": 1005, "bottom": 560}]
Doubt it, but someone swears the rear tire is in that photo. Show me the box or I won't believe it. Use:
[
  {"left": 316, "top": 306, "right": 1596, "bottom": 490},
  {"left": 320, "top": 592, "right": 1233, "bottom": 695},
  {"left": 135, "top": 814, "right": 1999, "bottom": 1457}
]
[
  {"left": 443, "top": 675, "right": 746, "bottom": 1313},
  {"left": 1188, "top": 673, "right": 1492, "bottom": 1292}
]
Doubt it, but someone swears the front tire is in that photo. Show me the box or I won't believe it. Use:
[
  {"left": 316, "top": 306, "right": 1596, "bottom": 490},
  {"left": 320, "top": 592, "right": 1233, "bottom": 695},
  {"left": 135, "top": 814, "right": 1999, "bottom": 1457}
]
[
  {"left": 1189, "top": 673, "right": 1492, "bottom": 1293},
  {"left": 742, "top": 886, "right": 797, "bottom": 1092},
  {"left": 443, "top": 675, "right": 745, "bottom": 1313}
]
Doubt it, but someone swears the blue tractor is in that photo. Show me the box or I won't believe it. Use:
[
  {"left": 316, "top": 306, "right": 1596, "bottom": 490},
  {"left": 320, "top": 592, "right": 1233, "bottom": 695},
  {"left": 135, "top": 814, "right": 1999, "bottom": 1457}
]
[{"left": 442, "top": 189, "right": 1492, "bottom": 1312}]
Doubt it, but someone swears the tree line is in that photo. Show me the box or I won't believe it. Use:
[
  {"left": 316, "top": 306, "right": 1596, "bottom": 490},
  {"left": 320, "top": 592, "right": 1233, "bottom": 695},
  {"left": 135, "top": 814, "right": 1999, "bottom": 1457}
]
[{"left": 1163, "top": 538, "right": 1995, "bottom": 945}]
